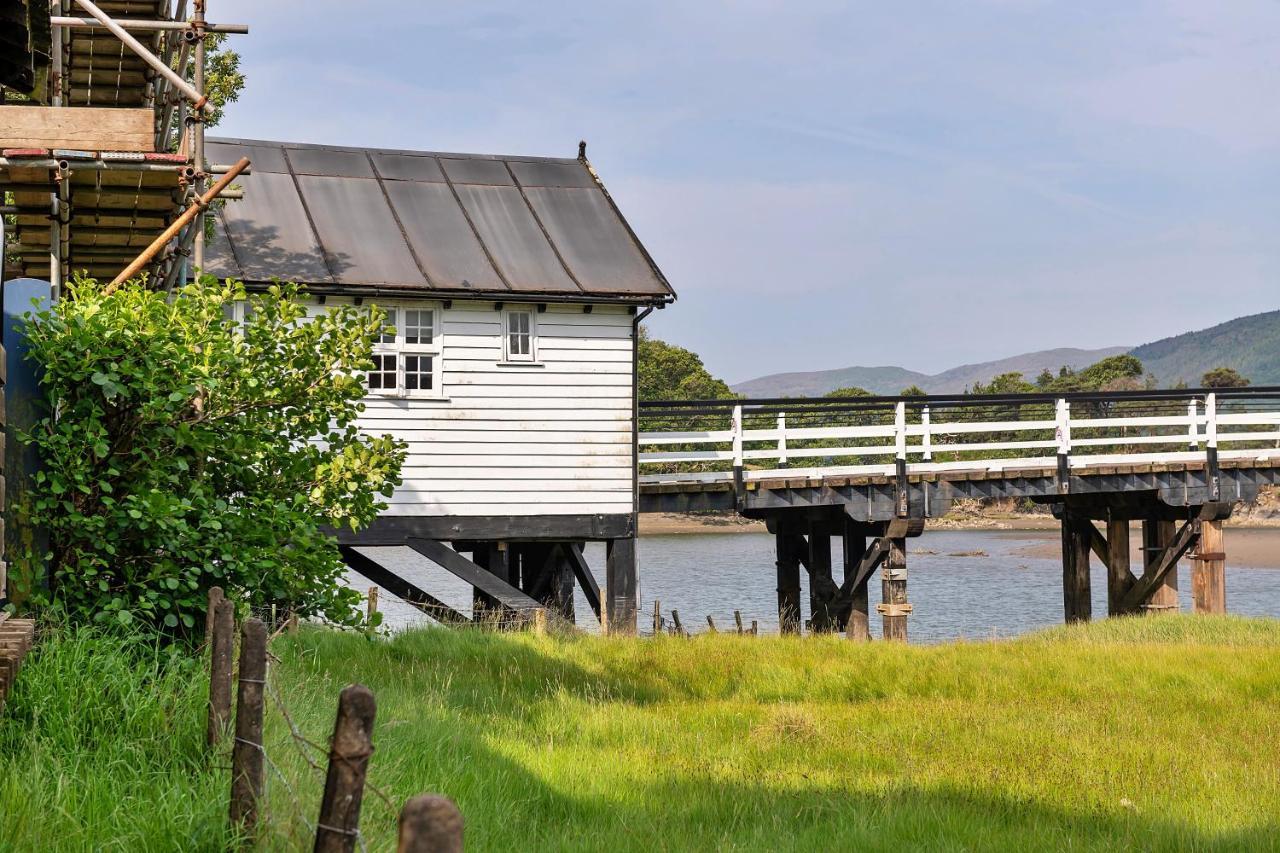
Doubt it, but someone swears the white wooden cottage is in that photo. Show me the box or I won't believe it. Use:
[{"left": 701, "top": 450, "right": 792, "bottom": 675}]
[{"left": 204, "top": 138, "right": 676, "bottom": 633}]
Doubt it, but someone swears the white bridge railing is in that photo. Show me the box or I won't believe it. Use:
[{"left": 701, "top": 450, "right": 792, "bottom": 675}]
[{"left": 638, "top": 388, "right": 1280, "bottom": 485}]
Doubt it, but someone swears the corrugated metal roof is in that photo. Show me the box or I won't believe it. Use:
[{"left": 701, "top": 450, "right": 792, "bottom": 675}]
[{"left": 205, "top": 137, "right": 676, "bottom": 303}]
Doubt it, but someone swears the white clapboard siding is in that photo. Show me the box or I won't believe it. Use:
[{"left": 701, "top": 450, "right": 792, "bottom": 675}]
[{"left": 308, "top": 295, "right": 638, "bottom": 518}]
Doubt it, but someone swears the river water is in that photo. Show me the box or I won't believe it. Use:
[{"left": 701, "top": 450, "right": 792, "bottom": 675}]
[{"left": 347, "top": 529, "right": 1280, "bottom": 642}]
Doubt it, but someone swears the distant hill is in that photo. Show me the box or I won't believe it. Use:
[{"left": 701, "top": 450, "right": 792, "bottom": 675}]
[
  {"left": 733, "top": 346, "right": 1129, "bottom": 397},
  {"left": 732, "top": 308, "right": 1280, "bottom": 397},
  {"left": 1132, "top": 310, "right": 1280, "bottom": 387}
]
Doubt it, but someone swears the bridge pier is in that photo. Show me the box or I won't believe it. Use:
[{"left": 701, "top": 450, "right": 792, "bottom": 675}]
[
  {"left": 775, "top": 533, "right": 804, "bottom": 634},
  {"left": 1191, "top": 519, "right": 1226, "bottom": 614},
  {"left": 880, "top": 537, "right": 909, "bottom": 641}
]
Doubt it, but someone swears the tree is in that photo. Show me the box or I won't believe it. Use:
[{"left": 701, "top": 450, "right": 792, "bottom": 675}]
[
  {"left": 20, "top": 277, "right": 405, "bottom": 638},
  {"left": 900, "top": 384, "right": 927, "bottom": 396},
  {"left": 637, "top": 328, "right": 734, "bottom": 401},
  {"left": 969, "top": 372, "right": 1035, "bottom": 395},
  {"left": 1201, "top": 366, "right": 1250, "bottom": 388},
  {"left": 826, "top": 386, "right": 873, "bottom": 398}
]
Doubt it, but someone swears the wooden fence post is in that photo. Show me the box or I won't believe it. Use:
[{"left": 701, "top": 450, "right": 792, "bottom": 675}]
[
  {"left": 314, "top": 685, "right": 378, "bottom": 853},
  {"left": 205, "top": 585, "right": 224, "bottom": 648},
  {"left": 229, "top": 618, "right": 267, "bottom": 841},
  {"left": 366, "top": 586, "right": 379, "bottom": 624},
  {"left": 207, "top": 595, "right": 235, "bottom": 747},
  {"left": 397, "top": 794, "right": 464, "bottom": 853}
]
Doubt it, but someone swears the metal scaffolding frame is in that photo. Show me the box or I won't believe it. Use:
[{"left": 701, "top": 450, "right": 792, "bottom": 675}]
[{"left": 1, "top": 0, "right": 250, "bottom": 296}]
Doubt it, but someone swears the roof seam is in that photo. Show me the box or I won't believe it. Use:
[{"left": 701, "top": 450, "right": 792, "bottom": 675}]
[
  {"left": 502, "top": 161, "right": 588, "bottom": 295},
  {"left": 211, "top": 200, "right": 248, "bottom": 281},
  {"left": 365, "top": 152, "right": 434, "bottom": 290},
  {"left": 279, "top": 146, "right": 340, "bottom": 285},
  {"left": 434, "top": 155, "right": 514, "bottom": 293}
]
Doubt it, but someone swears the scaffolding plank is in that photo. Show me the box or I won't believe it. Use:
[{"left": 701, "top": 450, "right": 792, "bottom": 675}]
[{"left": 0, "top": 106, "right": 153, "bottom": 151}]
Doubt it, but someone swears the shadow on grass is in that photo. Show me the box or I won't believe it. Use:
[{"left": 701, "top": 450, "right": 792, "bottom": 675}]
[{"left": 267, "top": 626, "right": 1280, "bottom": 851}]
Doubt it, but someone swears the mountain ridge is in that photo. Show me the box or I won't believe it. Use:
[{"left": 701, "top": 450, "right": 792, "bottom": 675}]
[{"left": 732, "top": 309, "right": 1280, "bottom": 396}]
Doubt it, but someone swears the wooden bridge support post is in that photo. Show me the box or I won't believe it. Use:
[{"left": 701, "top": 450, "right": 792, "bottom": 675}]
[
  {"left": 605, "top": 537, "right": 637, "bottom": 636},
  {"left": 880, "top": 538, "right": 908, "bottom": 642},
  {"left": 807, "top": 523, "right": 837, "bottom": 633},
  {"left": 842, "top": 523, "right": 871, "bottom": 642},
  {"left": 1191, "top": 519, "right": 1226, "bottom": 614},
  {"left": 548, "top": 545, "right": 577, "bottom": 624},
  {"left": 775, "top": 533, "right": 803, "bottom": 635},
  {"left": 1143, "top": 519, "right": 1179, "bottom": 614},
  {"left": 1105, "top": 515, "right": 1131, "bottom": 616},
  {"left": 1061, "top": 514, "right": 1092, "bottom": 623}
]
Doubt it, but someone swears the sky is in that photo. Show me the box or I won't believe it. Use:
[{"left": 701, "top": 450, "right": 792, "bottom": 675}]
[{"left": 215, "top": 1, "right": 1280, "bottom": 385}]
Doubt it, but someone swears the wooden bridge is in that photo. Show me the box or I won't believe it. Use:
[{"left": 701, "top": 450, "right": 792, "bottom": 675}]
[{"left": 638, "top": 387, "right": 1280, "bottom": 639}]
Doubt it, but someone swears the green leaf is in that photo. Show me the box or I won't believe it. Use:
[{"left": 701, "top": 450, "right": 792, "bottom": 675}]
[
  {"left": 116, "top": 610, "right": 133, "bottom": 625},
  {"left": 163, "top": 613, "right": 178, "bottom": 628}
]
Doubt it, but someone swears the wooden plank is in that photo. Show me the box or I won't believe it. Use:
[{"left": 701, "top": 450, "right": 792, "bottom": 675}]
[
  {"left": 0, "top": 106, "right": 155, "bottom": 151},
  {"left": 405, "top": 538, "right": 544, "bottom": 614}
]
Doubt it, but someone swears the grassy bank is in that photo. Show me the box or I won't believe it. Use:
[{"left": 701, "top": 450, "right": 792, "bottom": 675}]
[{"left": 3, "top": 617, "right": 1279, "bottom": 851}]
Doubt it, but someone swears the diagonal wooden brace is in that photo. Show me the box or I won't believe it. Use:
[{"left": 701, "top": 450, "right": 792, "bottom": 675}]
[{"left": 1119, "top": 518, "right": 1200, "bottom": 612}]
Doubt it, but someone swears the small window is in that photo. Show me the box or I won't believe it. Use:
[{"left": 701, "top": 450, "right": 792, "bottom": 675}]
[
  {"left": 504, "top": 309, "right": 535, "bottom": 362},
  {"left": 404, "top": 309, "right": 434, "bottom": 345},
  {"left": 367, "top": 353, "right": 398, "bottom": 390},
  {"left": 403, "top": 354, "right": 433, "bottom": 391},
  {"left": 367, "top": 303, "right": 442, "bottom": 397}
]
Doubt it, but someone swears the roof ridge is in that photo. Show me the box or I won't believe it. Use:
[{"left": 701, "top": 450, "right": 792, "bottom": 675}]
[{"left": 206, "top": 136, "right": 583, "bottom": 166}]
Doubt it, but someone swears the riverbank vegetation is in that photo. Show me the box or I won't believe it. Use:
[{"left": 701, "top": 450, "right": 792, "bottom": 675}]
[{"left": 3, "top": 615, "right": 1277, "bottom": 850}]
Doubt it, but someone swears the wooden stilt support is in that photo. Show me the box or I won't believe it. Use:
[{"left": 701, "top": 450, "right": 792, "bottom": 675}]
[
  {"left": 807, "top": 523, "right": 836, "bottom": 632},
  {"left": 1105, "top": 515, "right": 1132, "bottom": 616},
  {"left": 1061, "top": 513, "right": 1092, "bottom": 623},
  {"left": 1143, "top": 519, "right": 1179, "bottom": 613},
  {"left": 775, "top": 533, "right": 803, "bottom": 635},
  {"left": 1192, "top": 519, "right": 1226, "bottom": 614},
  {"left": 879, "top": 538, "right": 909, "bottom": 641},
  {"left": 548, "top": 544, "right": 577, "bottom": 624},
  {"left": 842, "top": 522, "right": 870, "bottom": 641},
  {"left": 605, "top": 537, "right": 638, "bottom": 635}
]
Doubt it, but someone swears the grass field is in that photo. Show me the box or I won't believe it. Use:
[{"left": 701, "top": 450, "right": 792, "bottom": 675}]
[{"left": 2, "top": 616, "right": 1279, "bottom": 851}]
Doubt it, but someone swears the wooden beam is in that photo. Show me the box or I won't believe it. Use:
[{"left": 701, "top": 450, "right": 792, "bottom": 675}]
[
  {"left": 409, "top": 538, "right": 546, "bottom": 618},
  {"left": 564, "top": 543, "right": 602, "bottom": 621},
  {"left": 0, "top": 106, "right": 154, "bottom": 151},
  {"left": 605, "top": 537, "right": 638, "bottom": 636},
  {"left": 338, "top": 546, "right": 468, "bottom": 625},
  {"left": 1141, "top": 519, "right": 1181, "bottom": 613},
  {"left": 1122, "top": 519, "right": 1199, "bottom": 612},
  {"left": 1062, "top": 515, "right": 1092, "bottom": 623},
  {"left": 842, "top": 523, "right": 871, "bottom": 641},
  {"left": 880, "top": 538, "right": 909, "bottom": 641},
  {"left": 333, "top": 513, "right": 633, "bottom": 545},
  {"left": 1106, "top": 516, "right": 1135, "bottom": 615},
  {"left": 1191, "top": 519, "right": 1226, "bottom": 614},
  {"left": 775, "top": 533, "right": 803, "bottom": 635},
  {"left": 807, "top": 521, "right": 837, "bottom": 632}
]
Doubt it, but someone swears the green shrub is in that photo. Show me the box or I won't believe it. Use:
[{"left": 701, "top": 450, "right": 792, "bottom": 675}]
[{"left": 19, "top": 277, "right": 405, "bottom": 637}]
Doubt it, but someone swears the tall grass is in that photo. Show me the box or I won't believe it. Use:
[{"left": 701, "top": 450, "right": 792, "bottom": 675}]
[
  {"left": 2, "top": 616, "right": 1279, "bottom": 851},
  {"left": 0, "top": 626, "right": 232, "bottom": 851}
]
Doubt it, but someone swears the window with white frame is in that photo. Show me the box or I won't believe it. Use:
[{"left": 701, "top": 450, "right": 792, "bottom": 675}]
[
  {"left": 503, "top": 308, "right": 536, "bottom": 362},
  {"left": 368, "top": 304, "right": 442, "bottom": 396}
]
